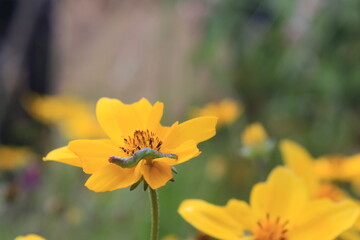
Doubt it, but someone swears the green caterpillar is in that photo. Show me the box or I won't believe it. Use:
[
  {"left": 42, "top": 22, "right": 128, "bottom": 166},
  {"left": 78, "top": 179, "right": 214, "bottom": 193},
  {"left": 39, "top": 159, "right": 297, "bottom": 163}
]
[{"left": 109, "top": 147, "right": 178, "bottom": 168}]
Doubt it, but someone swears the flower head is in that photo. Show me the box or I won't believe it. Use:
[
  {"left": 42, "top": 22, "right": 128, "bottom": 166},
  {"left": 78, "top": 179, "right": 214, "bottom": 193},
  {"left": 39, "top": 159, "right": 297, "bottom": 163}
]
[
  {"left": 240, "top": 122, "right": 273, "bottom": 158},
  {"left": 205, "top": 155, "right": 227, "bottom": 182},
  {"left": 314, "top": 154, "right": 360, "bottom": 182},
  {"left": 241, "top": 122, "right": 268, "bottom": 147},
  {"left": 25, "top": 94, "right": 104, "bottom": 139},
  {"left": 14, "top": 234, "right": 45, "bottom": 240},
  {"left": 0, "top": 146, "right": 33, "bottom": 171},
  {"left": 191, "top": 99, "right": 242, "bottom": 127},
  {"left": 279, "top": 139, "right": 351, "bottom": 201},
  {"left": 280, "top": 140, "right": 360, "bottom": 239},
  {"left": 44, "top": 98, "right": 217, "bottom": 192},
  {"left": 179, "top": 167, "right": 359, "bottom": 240},
  {"left": 161, "top": 235, "right": 179, "bottom": 240}
]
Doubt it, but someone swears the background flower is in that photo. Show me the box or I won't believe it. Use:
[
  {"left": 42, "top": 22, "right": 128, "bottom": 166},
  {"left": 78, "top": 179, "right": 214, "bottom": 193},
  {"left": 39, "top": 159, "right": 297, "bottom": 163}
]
[
  {"left": 191, "top": 99, "right": 242, "bottom": 127},
  {"left": 179, "top": 167, "right": 359, "bottom": 240}
]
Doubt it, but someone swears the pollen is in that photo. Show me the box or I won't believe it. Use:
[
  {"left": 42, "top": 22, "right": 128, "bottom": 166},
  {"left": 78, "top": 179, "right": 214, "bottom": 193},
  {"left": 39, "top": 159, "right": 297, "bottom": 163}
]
[
  {"left": 120, "top": 130, "right": 163, "bottom": 156},
  {"left": 254, "top": 213, "right": 289, "bottom": 240}
]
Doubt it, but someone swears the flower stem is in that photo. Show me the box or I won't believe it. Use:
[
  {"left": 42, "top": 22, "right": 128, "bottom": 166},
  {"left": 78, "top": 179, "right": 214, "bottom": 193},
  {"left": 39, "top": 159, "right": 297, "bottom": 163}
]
[{"left": 149, "top": 188, "right": 159, "bottom": 240}]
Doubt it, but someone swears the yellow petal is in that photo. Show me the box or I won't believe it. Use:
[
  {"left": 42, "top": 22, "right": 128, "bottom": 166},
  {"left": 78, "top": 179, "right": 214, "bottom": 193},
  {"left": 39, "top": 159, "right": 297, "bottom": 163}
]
[
  {"left": 178, "top": 199, "right": 244, "bottom": 240},
  {"left": 250, "top": 167, "right": 308, "bottom": 222},
  {"left": 15, "top": 234, "right": 46, "bottom": 240},
  {"left": 132, "top": 98, "right": 153, "bottom": 121},
  {"left": 291, "top": 199, "right": 360, "bottom": 240},
  {"left": 140, "top": 161, "right": 173, "bottom": 189},
  {"left": 342, "top": 154, "right": 360, "bottom": 180},
  {"left": 85, "top": 164, "right": 140, "bottom": 192},
  {"left": 43, "top": 146, "right": 82, "bottom": 167},
  {"left": 0, "top": 146, "right": 32, "bottom": 170},
  {"left": 156, "top": 121, "right": 179, "bottom": 142},
  {"left": 241, "top": 122, "right": 268, "bottom": 146},
  {"left": 68, "top": 139, "right": 123, "bottom": 174},
  {"left": 225, "top": 199, "right": 256, "bottom": 231},
  {"left": 163, "top": 116, "right": 217, "bottom": 149},
  {"left": 313, "top": 156, "right": 339, "bottom": 180},
  {"left": 165, "top": 140, "right": 201, "bottom": 165},
  {"left": 152, "top": 157, "right": 177, "bottom": 165},
  {"left": 146, "top": 101, "right": 164, "bottom": 132},
  {"left": 279, "top": 139, "right": 319, "bottom": 196},
  {"left": 96, "top": 98, "right": 152, "bottom": 145}
]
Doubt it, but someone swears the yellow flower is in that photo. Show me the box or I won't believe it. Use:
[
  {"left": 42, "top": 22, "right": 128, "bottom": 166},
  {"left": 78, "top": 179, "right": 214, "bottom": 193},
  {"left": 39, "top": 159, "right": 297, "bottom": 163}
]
[
  {"left": 205, "top": 155, "right": 228, "bottom": 182},
  {"left": 25, "top": 94, "right": 104, "bottom": 139},
  {"left": 279, "top": 140, "right": 351, "bottom": 201},
  {"left": 279, "top": 140, "right": 320, "bottom": 197},
  {"left": 14, "top": 234, "right": 45, "bottom": 240},
  {"left": 161, "top": 235, "right": 179, "bottom": 240},
  {"left": 44, "top": 98, "right": 217, "bottom": 192},
  {"left": 240, "top": 123, "right": 273, "bottom": 158},
  {"left": 191, "top": 99, "right": 242, "bottom": 127},
  {"left": 314, "top": 154, "right": 360, "bottom": 183},
  {"left": 280, "top": 140, "right": 360, "bottom": 239},
  {"left": 0, "top": 146, "right": 33, "bottom": 171},
  {"left": 179, "top": 167, "right": 359, "bottom": 240},
  {"left": 241, "top": 122, "right": 268, "bottom": 147}
]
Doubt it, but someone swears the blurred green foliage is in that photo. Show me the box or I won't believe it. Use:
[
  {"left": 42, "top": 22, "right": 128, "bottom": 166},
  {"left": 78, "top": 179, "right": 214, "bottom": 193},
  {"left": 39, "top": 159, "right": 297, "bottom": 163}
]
[{"left": 198, "top": 0, "right": 360, "bottom": 155}]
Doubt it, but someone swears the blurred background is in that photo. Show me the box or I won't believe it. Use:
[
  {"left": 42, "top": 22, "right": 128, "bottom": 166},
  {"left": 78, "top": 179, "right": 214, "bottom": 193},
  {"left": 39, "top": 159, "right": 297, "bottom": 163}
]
[{"left": 0, "top": 0, "right": 360, "bottom": 239}]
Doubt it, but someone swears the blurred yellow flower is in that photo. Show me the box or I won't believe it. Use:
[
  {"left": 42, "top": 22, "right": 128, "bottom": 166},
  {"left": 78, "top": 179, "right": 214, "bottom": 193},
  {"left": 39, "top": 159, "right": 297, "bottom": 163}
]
[
  {"left": 240, "top": 123, "right": 273, "bottom": 158},
  {"left": 280, "top": 140, "right": 360, "bottom": 239},
  {"left": 25, "top": 94, "right": 104, "bottom": 139},
  {"left": 44, "top": 98, "right": 217, "bottom": 192},
  {"left": 65, "top": 205, "right": 83, "bottom": 225},
  {"left": 205, "top": 155, "right": 227, "bottom": 182},
  {"left": 191, "top": 99, "right": 242, "bottom": 127},
  {"left": 280, "top": 140, "right": 350, "bottom": 201},
  {"left": 179, "top": 167, "right": 359, "bottom": 240},
  {"left": 161, "top": 235, "right": 179, "bottom": 240},
  {"left": 279, "top": 140, "right": 320, "bottom": 197},
  {"left": 314, "top": 154, "right": 360, "bottom": 182},
  {"left": 14, "top": 234, "right": 45, "bottom": 240},
  {"left": 0, "top": 146, "right": 33, "bottom": 171},
  {"left": 241, "top": 122, "right": 268, "bottom": 146}
]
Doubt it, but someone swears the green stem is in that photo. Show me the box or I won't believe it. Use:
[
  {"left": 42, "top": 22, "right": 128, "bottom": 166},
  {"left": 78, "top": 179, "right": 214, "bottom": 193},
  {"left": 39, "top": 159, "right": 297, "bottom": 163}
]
[{"left": 149, "top": 188, "right": 159, "bottom": 240}]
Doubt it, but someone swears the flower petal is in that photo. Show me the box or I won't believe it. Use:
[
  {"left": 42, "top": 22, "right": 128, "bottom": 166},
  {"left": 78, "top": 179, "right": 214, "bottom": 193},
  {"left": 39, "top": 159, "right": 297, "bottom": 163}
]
[
  {"left": 68, "top": 139, "right": 124, "bottom": 174},
  {"left": 165, "top": 140, "right": 201, "bottom": 165},
  {"left": 85, "top": 164, "right": 140, "bottom": 192},
  {"left": 140, "top": 161, "right": 173, "bottom": 189},
  {"left": 146, "top": 101, "right": 164, "bottom": 132},
  {"left": 156, "top": 122, "right": 179, "bottom": 143},
  {"left": 15, "top": 234, "right": 46, "bottom": 240},
  {"left": 279, "top": 139, "right": 319, "bottom": 196},
  {"left": 250, "top": 167, "right": 308, "bottom": 222},
  {"left": 43, "top": 146, "right": 82, "bottom": 167},
  {"left": 178, "top": 199, "right": 245, "bottom": 240},
  {"left": 163, "top": 116, "right": 217, "bottom": 149},
  {"left": 341, "top": 154, "right": 360, "bottom": 180},
  {"left": 225, "top": 199, "right": 256, "bottom": 231},
  {"left": 291, "top": 199, "right": 360, "bottom": 240},
  {"left": 152, "top": 157, "right": 177, "bottom": 165},
  {"left": 96, "top": 98, "right": 152, "bottom": 145}
]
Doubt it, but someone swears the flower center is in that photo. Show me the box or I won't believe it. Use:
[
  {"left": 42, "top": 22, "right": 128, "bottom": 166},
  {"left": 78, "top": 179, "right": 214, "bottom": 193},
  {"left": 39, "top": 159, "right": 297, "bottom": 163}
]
[
  {"left": 254, "top": 214, "right": 289, "bottom": 240},
  {"left": 120, "top": 130, "right": 163, "bottom": 157},
  {"left": 109, "top": 130, "right": 178, "bottom": 168}
]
